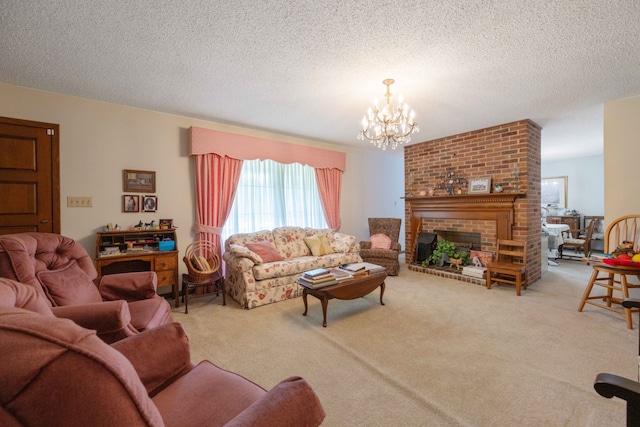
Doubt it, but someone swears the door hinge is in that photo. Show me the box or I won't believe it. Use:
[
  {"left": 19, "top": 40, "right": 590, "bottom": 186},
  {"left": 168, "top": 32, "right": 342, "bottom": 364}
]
[{"left": 47, "top": 129, "right": 54, "bottom": 135}]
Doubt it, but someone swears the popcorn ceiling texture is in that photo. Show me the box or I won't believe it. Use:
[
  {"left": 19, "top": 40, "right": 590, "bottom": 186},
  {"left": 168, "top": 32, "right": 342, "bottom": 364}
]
[{"left": 1, "top": 1, "right": 639, "bottom": 159}]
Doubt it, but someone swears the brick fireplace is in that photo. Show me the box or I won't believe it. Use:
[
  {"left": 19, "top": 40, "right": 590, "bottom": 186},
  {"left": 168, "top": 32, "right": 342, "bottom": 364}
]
[{"left": 404, "top": 119, "right": 542, "bottom": 284}]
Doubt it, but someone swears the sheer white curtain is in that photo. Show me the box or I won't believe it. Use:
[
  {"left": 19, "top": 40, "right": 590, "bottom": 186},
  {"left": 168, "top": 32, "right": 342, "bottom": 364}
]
[{"left": 222, "top": 159, "right": 328, "bottom": 242}]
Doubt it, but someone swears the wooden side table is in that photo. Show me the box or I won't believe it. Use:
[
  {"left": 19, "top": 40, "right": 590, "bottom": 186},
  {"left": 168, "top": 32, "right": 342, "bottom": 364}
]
[{"left": 181, "top": 272, "right": 225, "bottom": 314}]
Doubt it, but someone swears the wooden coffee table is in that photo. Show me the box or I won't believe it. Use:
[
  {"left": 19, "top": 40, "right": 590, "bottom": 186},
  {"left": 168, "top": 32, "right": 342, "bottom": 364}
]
[{"left": 301, "top": 270, "right": 387, "bottom": 327}]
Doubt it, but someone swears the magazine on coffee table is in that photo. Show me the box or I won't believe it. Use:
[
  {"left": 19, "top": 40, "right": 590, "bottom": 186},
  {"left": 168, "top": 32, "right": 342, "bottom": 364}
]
[{"left": 339, "top": 263, "right": 366, "bottom": 272}]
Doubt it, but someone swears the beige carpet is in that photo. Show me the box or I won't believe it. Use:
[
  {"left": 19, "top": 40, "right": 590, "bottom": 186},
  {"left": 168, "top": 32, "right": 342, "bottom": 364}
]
[{"left": 172, "top": 260, "right": 639, "bottom": 426}]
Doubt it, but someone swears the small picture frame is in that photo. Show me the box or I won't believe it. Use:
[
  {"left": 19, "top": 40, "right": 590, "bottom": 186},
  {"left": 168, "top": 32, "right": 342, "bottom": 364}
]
[
  {"left": 123, "top": 169, "right": 156, "bottom": 193},
  {"left": 159, "top": 219, "right": 173, "bottom": 229},
  {"left": 123, "top": 195, "right": 140, "bottom": 212},
  {"left": 468, "top": 177, "right": 492, "bottom": 194},
  {"left": 142, "top": 195, "right": 157, "bottom": 212}
]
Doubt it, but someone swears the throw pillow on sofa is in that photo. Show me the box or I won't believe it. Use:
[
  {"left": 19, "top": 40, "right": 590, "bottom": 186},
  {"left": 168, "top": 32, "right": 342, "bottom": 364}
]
[
  {"left": 304, "top": 234, "right": 335, "bottom": 256},
  {"left": 245, "top": 241, "right": 284, "bottom": 263},
  {"left": 370, "top": 233, "right": 392, "bottom": 249}
]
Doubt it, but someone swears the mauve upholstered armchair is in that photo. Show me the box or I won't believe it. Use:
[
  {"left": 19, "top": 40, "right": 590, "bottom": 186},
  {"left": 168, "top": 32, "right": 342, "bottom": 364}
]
[
  {"left": 359, "top": 218, "right": 402, "bottom": 275},
  {"left": 0, "top": 278, "right": 326, "bottom": 427},
  {"left": 0, "top": 232, "right": 172, "bottom": 343}
]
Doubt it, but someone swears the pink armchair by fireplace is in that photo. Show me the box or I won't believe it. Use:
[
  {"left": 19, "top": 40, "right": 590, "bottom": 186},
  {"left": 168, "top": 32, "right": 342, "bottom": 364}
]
[{"left": 0, "top": 232, "right": 173, "bottom": 343}]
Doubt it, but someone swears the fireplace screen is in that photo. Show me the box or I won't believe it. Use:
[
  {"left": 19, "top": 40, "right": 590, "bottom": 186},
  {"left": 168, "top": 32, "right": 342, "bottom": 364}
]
[{"left": 415, "top": 232, "right": 437, "bottom": 264}]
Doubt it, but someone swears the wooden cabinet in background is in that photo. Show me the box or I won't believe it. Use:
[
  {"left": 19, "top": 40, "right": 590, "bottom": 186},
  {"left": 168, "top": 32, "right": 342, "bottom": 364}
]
[
  {"left": 546, "top": 215, "right": 580, "bottom": 231},
  {"left": 95, "top": 229, "right": 179, "bottom": 307}
]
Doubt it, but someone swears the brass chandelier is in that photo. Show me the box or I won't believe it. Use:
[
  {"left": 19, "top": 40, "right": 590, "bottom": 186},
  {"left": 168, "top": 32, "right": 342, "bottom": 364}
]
[{"left": 357, "top": 78, "right": 419, "bottom": 150}]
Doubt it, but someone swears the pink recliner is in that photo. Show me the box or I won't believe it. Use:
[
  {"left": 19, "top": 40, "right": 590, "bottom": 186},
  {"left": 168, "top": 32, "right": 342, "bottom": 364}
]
[
  {"left": 0, "top": 278, "right": 326, "bottom": 426},
  {"left": 0, "top": 232, "right": 172, "bottom": 343}
]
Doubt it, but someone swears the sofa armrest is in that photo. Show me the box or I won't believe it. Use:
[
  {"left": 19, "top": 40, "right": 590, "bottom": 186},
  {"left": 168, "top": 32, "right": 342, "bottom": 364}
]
[
  {"left": 391, "top": 242, "right": 401, "bottom": 252},
  {"left": 225, "top": 376, "right": 325, "bottom": 427},
  {"left": 112, "top": 322, "right": 193, "bottom": 396},
  {"left": 223, "top": 251, "right": 257, "bottom": 273},
  {"left": 98, "top": 271, "right": 158, "bottom": 302},
  {"left": 51, "top": 300, "right": 134, "bottom": 342}
]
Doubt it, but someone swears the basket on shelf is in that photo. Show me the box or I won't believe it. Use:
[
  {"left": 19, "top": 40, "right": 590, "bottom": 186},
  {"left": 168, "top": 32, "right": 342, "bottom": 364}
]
[{"left": 183, "top": 240, "right": 221, "bottom": 284}]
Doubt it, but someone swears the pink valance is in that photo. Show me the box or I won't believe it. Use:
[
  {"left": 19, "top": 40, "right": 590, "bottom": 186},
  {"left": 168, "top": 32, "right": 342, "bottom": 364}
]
[{"left": 189, "top": 127, "right": 346, "bottom": 171}]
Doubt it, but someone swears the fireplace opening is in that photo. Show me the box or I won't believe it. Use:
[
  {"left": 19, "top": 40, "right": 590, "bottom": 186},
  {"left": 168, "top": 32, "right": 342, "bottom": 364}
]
[{"left": 434, "top": 230, "right": 481, "bottom": 254}]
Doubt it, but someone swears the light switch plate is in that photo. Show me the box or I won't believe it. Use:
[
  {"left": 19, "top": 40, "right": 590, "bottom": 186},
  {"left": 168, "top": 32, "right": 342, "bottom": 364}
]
[{"left": 67, "top": 196, "right": 92, "bottom": 207}]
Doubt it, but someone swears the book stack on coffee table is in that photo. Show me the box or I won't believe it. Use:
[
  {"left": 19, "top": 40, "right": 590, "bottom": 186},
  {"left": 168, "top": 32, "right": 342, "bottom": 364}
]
[{"left": 297, "top": 268, "right": 339, "bottom": 289}]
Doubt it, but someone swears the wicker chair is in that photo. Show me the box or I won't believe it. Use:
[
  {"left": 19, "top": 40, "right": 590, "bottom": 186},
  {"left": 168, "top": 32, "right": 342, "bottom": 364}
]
[{"left": 359, "top": 218, "right": 402, "bottom": 276}]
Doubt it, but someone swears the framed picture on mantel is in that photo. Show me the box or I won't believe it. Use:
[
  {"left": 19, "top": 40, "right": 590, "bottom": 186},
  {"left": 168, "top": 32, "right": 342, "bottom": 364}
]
[{"left": 468, "top": 177, "right": 491, "bottom": 194}]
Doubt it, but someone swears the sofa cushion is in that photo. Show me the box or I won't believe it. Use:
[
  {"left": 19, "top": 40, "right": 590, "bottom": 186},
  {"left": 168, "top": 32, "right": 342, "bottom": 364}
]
[
  {"left": 245, "top": 241, "right": 284, "bottom": 263},
  {"left": 272, "top": 227, "right": 311, "bottom": 259},
  {"left": 36, "top": 260, "right": 102, "bottom": 306},
  {"left": 329, "top": 232, "right": 356, "bottom": 253},
  {"left": 303, "top": 234, "right": 334, "bottom": 256},
  {"left": 370, "top": 233, "right": 392, "bottom": 249}
]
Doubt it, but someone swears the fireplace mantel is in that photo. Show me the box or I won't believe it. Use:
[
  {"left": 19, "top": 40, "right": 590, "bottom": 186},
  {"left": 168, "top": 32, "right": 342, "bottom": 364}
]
[{"left": 405, "top": 193, "right": 525, "bottom": 262}]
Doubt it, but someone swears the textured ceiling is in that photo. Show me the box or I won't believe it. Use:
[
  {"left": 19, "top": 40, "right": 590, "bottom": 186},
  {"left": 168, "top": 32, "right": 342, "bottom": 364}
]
[{"left": 2, "top": 1, "right": 640, "bottom": 160}]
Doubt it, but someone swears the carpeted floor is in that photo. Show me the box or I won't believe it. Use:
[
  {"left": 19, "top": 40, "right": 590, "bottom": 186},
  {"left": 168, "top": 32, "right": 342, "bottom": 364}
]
[{"left": 172, "top": 260, "right": 639, "bottom": 426}]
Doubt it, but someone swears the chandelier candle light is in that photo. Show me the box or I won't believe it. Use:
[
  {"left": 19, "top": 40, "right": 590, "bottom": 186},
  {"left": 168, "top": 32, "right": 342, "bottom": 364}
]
[{"left": 358, "top": 79, "right": 419, "bottom": 150}]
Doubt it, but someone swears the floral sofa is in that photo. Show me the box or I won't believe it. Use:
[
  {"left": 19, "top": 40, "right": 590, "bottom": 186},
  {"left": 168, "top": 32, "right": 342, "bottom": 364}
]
[{"left": 223, "top": 227, "right": 362, "bottom": 309}]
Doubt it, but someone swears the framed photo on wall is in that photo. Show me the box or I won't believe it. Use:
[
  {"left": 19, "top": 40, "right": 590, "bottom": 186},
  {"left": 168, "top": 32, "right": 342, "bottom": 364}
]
[
  {"left": 143, "top": 195, "right": 157, "bottom": 212},
  {"left": 123, "top": 195, "right": 140, "bottom": 212},
  {"left": 541, "top": 176, "right": 567, "bottom": 208},
  {"left": 468, "top": 177, "right": 491, "bottom": 194},
  {"left": 123, "top": 170, "right": 156, "bottom": 193}
]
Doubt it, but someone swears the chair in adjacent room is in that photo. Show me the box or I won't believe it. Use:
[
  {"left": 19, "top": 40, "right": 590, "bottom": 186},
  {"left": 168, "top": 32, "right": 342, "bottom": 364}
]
[
  {"left": 578, "top": 215, "right": 640, "bottom": 329},
  {"left": 0, "top": 232, "right": 173, "bottom": 343},
  {"left": 486, "top": 239, "right": 528, "bottom": 296},
  {"left": 559, "top": 217, "right": 597, "bottom": 259},
  {"left": 594, "top": 298, "right": 640, "bottom": 427},
  {"left": 359, "top": 218, "right": 402, "bottom": 276},
  {"left": 0, "top": 278, "right": 326, "bottom": 427}
]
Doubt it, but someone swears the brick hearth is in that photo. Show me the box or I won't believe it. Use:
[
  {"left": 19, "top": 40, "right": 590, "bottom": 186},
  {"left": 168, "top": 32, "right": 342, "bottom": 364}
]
[{"left": 408, "top": 263, "right": 486, "bottom": 286}]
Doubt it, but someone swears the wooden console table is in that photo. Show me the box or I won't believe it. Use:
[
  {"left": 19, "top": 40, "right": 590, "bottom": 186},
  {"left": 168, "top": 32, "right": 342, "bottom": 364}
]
[{"left": 405, "top": 193, "right": 524, "bottom": 263}]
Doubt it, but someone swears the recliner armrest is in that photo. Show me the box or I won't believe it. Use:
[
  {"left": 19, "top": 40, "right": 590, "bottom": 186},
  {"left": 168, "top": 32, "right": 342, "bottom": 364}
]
[
  {"left": 112, "top": 322, "right": 193, "bottom": 396},
  {"left": 225, "top": 376, "right": 326, "bottom": 427},
  {"left": 51, "top": 300, "right": 135, "bottom": 343},
  {"left": 98, "top": 271, "right": 158, "bottom": 301},
  {"left": 360, "top": 241, "right": 372, "bottom": 250}
]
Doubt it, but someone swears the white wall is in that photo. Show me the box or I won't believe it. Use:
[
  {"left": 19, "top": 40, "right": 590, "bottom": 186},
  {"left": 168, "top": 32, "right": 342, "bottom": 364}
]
[
  {"left": 0, "top": 83, "right": 404, "bottom": 274},
  {"left": 604, "top": 95, "right": 640, "bottom": 223},
  {"left": 341, "top": 149, "right": 405, "bottom": 246},
  {"left": 541, "top": 155, "right": 604, "bottom": 216}
]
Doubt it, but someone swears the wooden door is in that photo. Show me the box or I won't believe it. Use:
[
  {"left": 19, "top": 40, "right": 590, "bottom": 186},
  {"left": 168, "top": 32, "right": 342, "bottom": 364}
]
[{"left": 0, "top": 117, "right": 60, "bottom": 235}]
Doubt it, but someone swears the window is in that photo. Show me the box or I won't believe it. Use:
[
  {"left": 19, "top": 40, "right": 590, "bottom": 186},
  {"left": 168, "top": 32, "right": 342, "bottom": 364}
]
[{"left": 222, "top": 159, "right": 328, "bottom": 241}]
